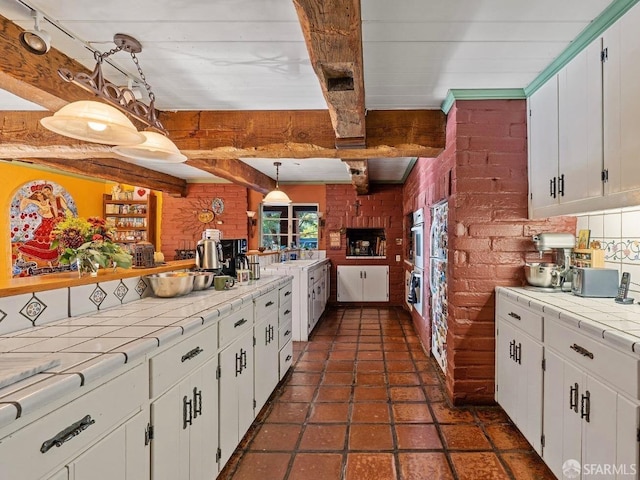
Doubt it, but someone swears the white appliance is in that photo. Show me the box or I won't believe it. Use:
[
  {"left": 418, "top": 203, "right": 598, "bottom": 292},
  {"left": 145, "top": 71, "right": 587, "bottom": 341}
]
[
  {"left": 429, "top": 200, "right": 448, "bottom": 374},
  {"left": 411, "top": 208, "right": 425, "bottom": 269}
]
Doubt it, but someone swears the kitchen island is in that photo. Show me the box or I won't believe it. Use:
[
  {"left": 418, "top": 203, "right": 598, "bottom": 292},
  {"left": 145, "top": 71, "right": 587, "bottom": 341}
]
[{"left": 0, "top": 272, "right": 293, "bottom": 480}]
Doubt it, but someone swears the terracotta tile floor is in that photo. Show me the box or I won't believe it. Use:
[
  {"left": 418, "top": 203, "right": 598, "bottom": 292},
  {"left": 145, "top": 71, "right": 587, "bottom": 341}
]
[{"left": 220, "top": 307, "right": 556, "bottom": 480}]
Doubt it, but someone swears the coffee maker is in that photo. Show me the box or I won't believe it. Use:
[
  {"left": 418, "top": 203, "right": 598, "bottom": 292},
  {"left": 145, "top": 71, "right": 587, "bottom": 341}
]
[
  {"left": 219, "top": 238, "right": 248, "bottom": 277},
  {"left": 195, "top": 231, "right": 223, "bottom": 273},
  {"left": 530, "top": 233, "right": 575, "bottom": 288}
]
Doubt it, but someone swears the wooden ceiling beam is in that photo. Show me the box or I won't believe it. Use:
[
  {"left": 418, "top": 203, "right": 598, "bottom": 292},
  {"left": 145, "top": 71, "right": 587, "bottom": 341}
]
[
  {"left": 342, "top": 159, "right": 369, "bottom": 194},
  {"left": 185, "top": 159, "right": 275, "bottom": 194},
  {"left": 7, "top": 157, "right": 188, "bottom": 197},
  {"left": 292, "top": 0, "right": 366, "bottom": 146},
  {"left": 0, "top": 14, "right": 95, "bottom": 110}
]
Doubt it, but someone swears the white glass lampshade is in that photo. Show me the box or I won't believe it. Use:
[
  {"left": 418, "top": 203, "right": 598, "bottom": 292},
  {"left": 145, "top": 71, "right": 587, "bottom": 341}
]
[
  {"left": 40, "top": 100, "right": 144, "bottom": 145},
  {"left": 263, "top": 188, "right": 292, "bottom": 205},
  {"left": 113, "top": 131, "right": 187, "bottom": 163}
]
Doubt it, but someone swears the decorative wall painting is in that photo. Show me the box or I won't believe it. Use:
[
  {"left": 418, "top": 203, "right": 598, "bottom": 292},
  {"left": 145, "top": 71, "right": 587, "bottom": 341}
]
[{"left": 10, "top": 180, "right": 77, "bottom": 277}]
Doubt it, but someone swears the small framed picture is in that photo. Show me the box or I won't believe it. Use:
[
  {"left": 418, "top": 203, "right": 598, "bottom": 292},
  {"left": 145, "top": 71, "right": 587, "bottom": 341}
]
[
  {"left": 577, "top": 229, "right": 591, "bottom": 250},
  {"left": 237, "top": 269, "right": 250, "bottom": 285}
]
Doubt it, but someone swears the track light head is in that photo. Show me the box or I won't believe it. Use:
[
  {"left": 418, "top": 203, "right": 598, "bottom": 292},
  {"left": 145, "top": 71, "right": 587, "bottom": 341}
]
[{"left": 19, "top": 10, "right": 51, "bottom": 55}]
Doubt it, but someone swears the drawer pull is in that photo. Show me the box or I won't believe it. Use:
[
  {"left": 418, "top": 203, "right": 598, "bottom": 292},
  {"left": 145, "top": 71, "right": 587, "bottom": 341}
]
[
  {"left": 183, "top": 396, "right": 193, "bottom": 429},
  {"left": 285, "top": 354, "right": 292, "bottom": 361},
  {"left": 509, "top": 340, "right": 516, "bottom": 360},
  {"left": 570, "top": 343, "right": 594, "bottom": 359},
  {"left": 234, "top": 318, "right": 248, "bottom": 328},
  {"left": 284, "top": 329, "right": 291, "bottom": 337},
  {"left": 181, "top": 346, "right": 203, "bottom": 362},
  {"left": 515, "top": 343, "right": 522, "bottom": 365},
  {"left": 569, "top": 383, "right": 579, "bottom": 412},
  {"left": 581, "top": 390, "right": 591, "bottom": 423},
  {"left": 265, "top": 301, "right": 274, "bottom": 307},
  {"left": 41, "top": 415, "right": 95, "bottom": 454},
  {"left": 284, "top": 309, "right": 291, "bottom": 315},
  {"left": 508, "top": 312, "right": 521, "bottom": 321},
  {"left": 284, "top": 290, "right": 291, "bottom": 297}
]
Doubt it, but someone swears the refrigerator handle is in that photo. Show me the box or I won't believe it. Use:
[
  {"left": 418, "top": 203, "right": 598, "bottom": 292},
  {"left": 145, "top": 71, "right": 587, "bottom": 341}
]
[{"left": 429, "top": 263, "right": 437, "bottom": 296}]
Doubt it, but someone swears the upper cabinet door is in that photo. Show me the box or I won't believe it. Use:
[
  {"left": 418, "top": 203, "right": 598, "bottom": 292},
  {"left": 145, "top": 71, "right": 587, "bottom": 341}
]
[
  {"left": 558, "top": 37, "right": 604, "bottom": 204},
  {"left": 603, "top": 1, "right": 640, "bottom": 194},
  {"left": 528, "top": 75, "right": 559, "bottom": 212}
]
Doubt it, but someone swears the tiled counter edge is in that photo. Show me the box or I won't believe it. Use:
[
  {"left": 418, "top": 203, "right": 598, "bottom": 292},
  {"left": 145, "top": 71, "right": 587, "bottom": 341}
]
[
  {"left": 0, "top": 274, "right": 292, "bottom": 435},
  {"left": 496, "top": 287, "right": 640, "bottom": 356}
]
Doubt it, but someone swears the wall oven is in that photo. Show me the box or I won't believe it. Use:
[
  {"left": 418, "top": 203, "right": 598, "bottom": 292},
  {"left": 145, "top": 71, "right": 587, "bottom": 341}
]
[{"left": 411, "top": 208, "right": 425, "bottom": 269}]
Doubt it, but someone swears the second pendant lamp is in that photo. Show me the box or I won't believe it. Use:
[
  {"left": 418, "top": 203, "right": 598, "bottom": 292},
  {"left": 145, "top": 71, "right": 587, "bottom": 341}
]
[{"left": 263, "top": 162, "right": 291, "bottom": 205}]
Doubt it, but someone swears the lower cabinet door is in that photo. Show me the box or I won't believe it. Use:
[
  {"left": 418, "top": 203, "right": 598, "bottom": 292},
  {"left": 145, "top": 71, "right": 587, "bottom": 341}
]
[
  {"left": 151, "top": 357, "right": 218, "bottom": 480},
  {"left": 70, "top": 410, "right": 147, "bottom": 480},
  {"left": 582, "top": 375, "right": 618, "bottom": 477},
  {"left": 219, "top": 328, "right": 254, "bottom": 470},
  {"left": 254, "top": 314, "right": 279, "bottom": 414}
]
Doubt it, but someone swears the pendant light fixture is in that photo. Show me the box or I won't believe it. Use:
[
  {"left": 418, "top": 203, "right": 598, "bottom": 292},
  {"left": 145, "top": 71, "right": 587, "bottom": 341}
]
[
  {"left": 40, "top": 34, "right": 185, "bottom": 161},
  {"left": 263, "top": 162, "right": 292, "bottom": 205}
]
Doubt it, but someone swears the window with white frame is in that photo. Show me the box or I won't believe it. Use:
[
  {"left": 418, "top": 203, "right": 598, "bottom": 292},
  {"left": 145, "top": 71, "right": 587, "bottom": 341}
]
[{"left": 260, "top": 204, "right": 318, "bottom": 249}]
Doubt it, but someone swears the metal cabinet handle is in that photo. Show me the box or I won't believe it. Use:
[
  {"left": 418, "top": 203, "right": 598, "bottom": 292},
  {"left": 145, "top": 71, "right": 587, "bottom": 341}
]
[
  {"left": 181, "top": 346, "right": 203, "bottom": 362},
  {"left": 558, "top": 173, "right": 565, "bottom": 197},
  {"left": 509, "top": 340, "right": 516, "bottom": 360},
  {"left": 569, "top": 383, "right": 579, "bottom": 412},
  {"left": 183, "top": 395, "right": 193, "bottom": 429},
  {"left": 285, "top": 354, "right": 292, "bottom": 361},
  {"left": 284, "top": 290, "right": 291, "bottom": 297},
  {"left": 550, "top": 177, "right": 557, "bottom": 198},
  {"left": 235, "top": 351, "right": 242, "bottom": 376},
  {"left": 193, "top": 387, "right": 202, "bottom": 418},
  {"left": 265, "top": 301, "right": 274, "bottom": 307},
  {"left": 581, "top": 390, "right": 591, "bottom": 423},
  {"left": 284, "top": 329, "right": 291, "bottom": 337},
  {"left": 234, "top": 318, "right": 248, "bottom": 328},
  {"left": 270, "top": 324, "right": 275, "bottom": 343},
  {"left": 515, "top": 343, "right": 522, "bottom": 365},
  {"left": 284, "top": 309, "right": 291, "bottom": 315},
  {"left": 241, "top": 348, "right": 247, "bottom": 370},
  {"left": 40, "top": 415, "right": 95, "bottom": 453},
  {"left": 570, "top": 343, "right": 594, "bottom": 359},
  {"left": 508, "top": 312, "right": 521, "bottom": 321}
]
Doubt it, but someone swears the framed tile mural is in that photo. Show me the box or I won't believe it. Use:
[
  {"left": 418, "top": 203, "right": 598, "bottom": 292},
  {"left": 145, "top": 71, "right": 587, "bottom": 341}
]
[{"left": 10, "top": 180, "right": 77, "bottom": 277}]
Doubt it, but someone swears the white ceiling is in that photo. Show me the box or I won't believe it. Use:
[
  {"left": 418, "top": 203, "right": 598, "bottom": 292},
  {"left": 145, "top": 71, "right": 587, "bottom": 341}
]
[{"left": 0, "top": 0, "right": 616, "bottom": 184}]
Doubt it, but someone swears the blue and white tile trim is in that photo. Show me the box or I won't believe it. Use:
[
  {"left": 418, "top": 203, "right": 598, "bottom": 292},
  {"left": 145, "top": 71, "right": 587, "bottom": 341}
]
[{"left": 575, "top": 205, "right": 640, "bottom": 294}]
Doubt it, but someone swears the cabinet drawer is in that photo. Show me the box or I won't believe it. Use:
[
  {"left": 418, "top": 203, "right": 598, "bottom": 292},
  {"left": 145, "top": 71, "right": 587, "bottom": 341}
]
[
  {"left": 1, "top": 364, "right": 146, "bottom": 480},
  {"left": 280, "top": 297, "right": 293, "bottom": 323},
  {"left": 546, "top": 319, "right": 640, "bottom": 399},
  {"left": 279, "top": 284, "right": 293, "bottom": 306},
  {"left": 149, "top": 324, "right": 217, "bottom": 398},
  {"left": 497, "top": 296, "right": 543, "bottom": 341},
  {"left": 219, "top": 304, "right": 254, "bottom": 348},
  {"left": 279, "top": 340, "right": 293, "bottom": 381},
  {"left": 255, "top": 289, "right": 279, "bottom": 318},
  {"left": 279, "top": 319, "right": 293, "bottom": 349}
]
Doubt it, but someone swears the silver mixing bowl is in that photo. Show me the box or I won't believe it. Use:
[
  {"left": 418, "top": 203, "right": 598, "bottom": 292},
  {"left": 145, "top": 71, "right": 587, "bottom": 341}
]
[
  {"left": 193, "top": 271, "right": 215, "bottom": 290},
  {"left": 524, "top": 263, "right": 561, "bottom": 288},
  {"left": 146, "top": 272, "right": 196, "bottom": 297}
]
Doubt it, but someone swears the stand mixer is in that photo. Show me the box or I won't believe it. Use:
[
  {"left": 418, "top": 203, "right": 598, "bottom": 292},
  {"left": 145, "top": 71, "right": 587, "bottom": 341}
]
[{"left": 526, "top": 233, "right": 576, "bottom": 289}]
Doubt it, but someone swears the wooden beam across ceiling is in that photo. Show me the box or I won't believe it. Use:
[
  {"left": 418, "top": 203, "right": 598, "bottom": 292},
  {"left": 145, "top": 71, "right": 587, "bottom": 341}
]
[
  {"left": 342, "top": 159, "right": 369, "bottom": 194},
  {"left": 185, "top": 159, "right": 275, "bottom": 194},
  {"left": 292, "top": 0, "right": 366, "bottom": 148}
]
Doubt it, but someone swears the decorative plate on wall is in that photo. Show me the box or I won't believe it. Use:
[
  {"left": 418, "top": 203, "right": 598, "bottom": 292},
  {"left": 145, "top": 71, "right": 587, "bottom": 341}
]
[
  {"left": 212, "top": 197, "right": 224, "bottom": 215},
  {"left": 197, "top": 209, "right": 214, "bottom": 224}
]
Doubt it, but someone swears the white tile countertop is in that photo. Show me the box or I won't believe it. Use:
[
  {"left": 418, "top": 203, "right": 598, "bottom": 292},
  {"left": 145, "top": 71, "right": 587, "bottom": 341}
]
[
  {"left": 497, "top": 287, "right": 640, "bottom": 356},
  {"left": 0, "top": 274, "right": 292, "bottom": 431}
]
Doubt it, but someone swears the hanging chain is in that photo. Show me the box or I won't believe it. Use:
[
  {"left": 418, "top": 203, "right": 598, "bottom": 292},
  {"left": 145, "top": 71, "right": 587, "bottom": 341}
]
[{"left": 130, "top": 52, "right": 155, "bottom": 103}]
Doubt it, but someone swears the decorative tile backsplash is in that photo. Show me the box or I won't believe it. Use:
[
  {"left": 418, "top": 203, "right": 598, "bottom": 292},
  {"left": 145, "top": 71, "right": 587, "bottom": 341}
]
[{"left": 575, "top": 206, "right": 640, "bottom": 294}]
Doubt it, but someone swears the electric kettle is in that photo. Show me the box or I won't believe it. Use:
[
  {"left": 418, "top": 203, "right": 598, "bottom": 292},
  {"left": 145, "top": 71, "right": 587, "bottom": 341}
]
[{"left": 195, "top": 239, "right": 223, "bottom": 272}]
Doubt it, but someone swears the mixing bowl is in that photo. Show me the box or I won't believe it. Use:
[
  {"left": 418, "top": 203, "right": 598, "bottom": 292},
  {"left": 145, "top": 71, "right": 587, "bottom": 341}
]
[
  {"left": 524, "top": 263, "right": 561, "bottom": 288},
  {"left": 146, "top": 272, "right": 195, "bottom": 297},
  {"left": 193, "top": 271, "right": 215, "bottom": 290}
]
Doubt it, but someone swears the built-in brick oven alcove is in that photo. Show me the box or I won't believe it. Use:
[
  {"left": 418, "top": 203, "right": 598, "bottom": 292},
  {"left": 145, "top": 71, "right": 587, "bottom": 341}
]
[{"left": 403, "top": 99, "right": 576, "bottom": 405}]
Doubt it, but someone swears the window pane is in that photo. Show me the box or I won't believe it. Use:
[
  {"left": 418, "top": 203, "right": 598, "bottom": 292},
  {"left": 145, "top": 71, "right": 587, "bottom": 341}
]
[{"left": 260, "top": 204, "right": 318, "bottom": 249}]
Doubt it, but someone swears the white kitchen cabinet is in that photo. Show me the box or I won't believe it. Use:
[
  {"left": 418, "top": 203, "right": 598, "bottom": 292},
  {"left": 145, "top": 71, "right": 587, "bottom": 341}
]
[
  {"left": 278, "top": 283, "right": 294, "bottom": 380},
  {"left": 150, "top": 356, "right": 218, "bottom": 480},
  {"left": 495, "top": 298, "right": 543, "bottom": 454},
  {"left": 218, "top": 306, "right": 255, "bottom": 470},
  {"left": 254, "top": 289, "right": 280, "bottom": 414},
  {"left": 1, "top": 364, "right": 147, "bottom": 480},
  {"left": 336, "top": 265, "right": 389, "bottom": 302},
  {"left": 603, "top": 1, "right": 640, "bottom": 196},
  {"left": 529, "top": 37, "right": 603, "bottom": 215}
]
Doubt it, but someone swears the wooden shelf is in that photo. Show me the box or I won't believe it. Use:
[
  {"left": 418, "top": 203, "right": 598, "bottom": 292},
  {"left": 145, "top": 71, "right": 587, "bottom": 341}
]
[{"left": 103, "top": 194, "right": 156, "bottom": 248}]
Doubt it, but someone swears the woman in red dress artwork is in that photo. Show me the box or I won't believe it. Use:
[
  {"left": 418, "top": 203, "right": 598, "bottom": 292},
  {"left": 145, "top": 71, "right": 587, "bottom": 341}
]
[{"left": 17, "top": 183, "right": 69, "bottom": 262}]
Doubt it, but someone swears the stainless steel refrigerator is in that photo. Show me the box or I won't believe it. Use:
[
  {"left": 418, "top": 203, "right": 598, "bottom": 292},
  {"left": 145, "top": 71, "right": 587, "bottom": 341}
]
[{"left": 429, "top": 200, "right": 448, "bottom": 375}]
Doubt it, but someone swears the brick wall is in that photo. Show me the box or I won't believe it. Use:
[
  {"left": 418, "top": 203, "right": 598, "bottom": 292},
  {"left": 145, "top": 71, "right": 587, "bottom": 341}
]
[
  {"left": 161, "top": 184, "right": 248, "bottom": 260},
  {"left": 403, "top": 100, "right": 576, "bottom": 405},
  {"left": 325, "top": 184, "right": 405, "bottom": 306}
]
